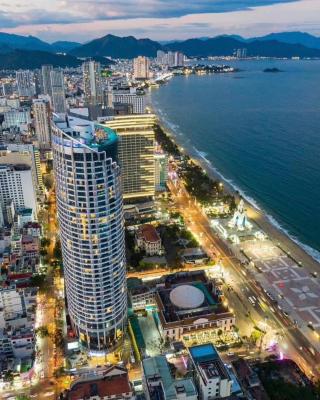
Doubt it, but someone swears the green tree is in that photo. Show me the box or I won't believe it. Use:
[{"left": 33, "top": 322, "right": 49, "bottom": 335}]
[
  {"left": 41, "top": 237, "right": 51, "bottom": 248},
  {"left": 53, "top": 366, "right": 65, "bottom": 378},
  {"left": 30, "top": 274, "right": 47, "bottom": 291},
  {"left": 250, "top": 329, "right": 263, "bottom": 344},
  {"left": 39, "top": 249, "right": 48, "bottom": 257},
  {"left": 36, "top": 325, "right": 49, "bottom": 338},
  {"left": 65, "top": 358, "right": 72, "bottom": 370},
  {"left": 53, "top": 240, "right": 62, "bottom": 260},
  {"left": 43, "top": 174, "right": 54, "bottom": 191},
  {"left": 3, "top": 370, "right": 14, "bottom": 382}
]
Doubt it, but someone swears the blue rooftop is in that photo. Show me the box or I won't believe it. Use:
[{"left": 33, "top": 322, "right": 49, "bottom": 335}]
[
  {"left": 189, "top": 343, "right": 219, "bottom": 362},
  {"left": 89, "top": 124, "right": 118, "bottom": 160},
  {"left": 93, "top": 124, "right": 118, "bottom": 147}
]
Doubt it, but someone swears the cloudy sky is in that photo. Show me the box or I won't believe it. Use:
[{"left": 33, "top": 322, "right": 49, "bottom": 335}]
[{"left": 1, "top": 0, "right": 320, "bottom": 42}]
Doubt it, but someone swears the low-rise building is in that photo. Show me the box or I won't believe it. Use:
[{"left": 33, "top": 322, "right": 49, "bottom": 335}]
[
  {"left": 66, "top": 366, "right": 134, "bottom": 400},
  {"left": 130, "top": 286, "right": 156, "bottom": 311},
  {"left": 189, "top": 343, "right": 232, "bottom": 399},
  {"left": 0, "top": 286, "right": 36, "bottom": 361},
  {"left": 142, "top": 355, "right": 197, "bottom": 400},
  {"left": 23, "top": 222, "right": 41, "bottom": 237},
  {"left": 123, "top": 201, "right": 156, "bottom": 221},
  {"left": 181, "top": 248, "right": 209, "bottom": 265},
  {"left": 136, "top": 224, "right": 162, "bottom": 256},
  {"left": 154, "top": 271, "right": 235, "bottom": 342}
]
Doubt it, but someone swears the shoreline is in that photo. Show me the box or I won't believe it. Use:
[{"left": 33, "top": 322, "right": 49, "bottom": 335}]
[{"left": 151, "top": 101, "right": 320, "bottom": 272}]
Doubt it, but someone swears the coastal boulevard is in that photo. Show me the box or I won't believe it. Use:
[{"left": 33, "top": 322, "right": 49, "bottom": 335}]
[{"left": 168, "top": 178, "right": 320, "bottom": 380}]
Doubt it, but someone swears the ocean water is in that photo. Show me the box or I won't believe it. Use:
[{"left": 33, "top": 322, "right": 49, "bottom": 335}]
[{"left": 151, "top": 60, "right": 320, "bottom": 260}]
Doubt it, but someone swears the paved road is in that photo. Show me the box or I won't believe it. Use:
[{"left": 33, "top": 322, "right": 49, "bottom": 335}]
[
  {"left": 1, "top": 190, "right": 65, "bottom": 400},
  {"left": 168, "top": 179, "right": 320, "bottom": 379}
]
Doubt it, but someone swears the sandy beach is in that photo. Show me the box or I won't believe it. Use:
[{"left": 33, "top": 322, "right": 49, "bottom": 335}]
[{"left": 154, "top": 109, "right": 320, "bottom": 274}]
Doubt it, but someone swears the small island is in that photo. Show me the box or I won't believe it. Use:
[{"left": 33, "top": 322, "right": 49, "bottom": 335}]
[{"left": 263, "top": 67, "right": 283, "bottom": 73}]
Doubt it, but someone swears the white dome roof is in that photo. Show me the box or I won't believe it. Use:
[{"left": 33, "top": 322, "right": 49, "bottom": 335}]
[{"left": 170, "top": 285, "right": 205, "bottom": 309}]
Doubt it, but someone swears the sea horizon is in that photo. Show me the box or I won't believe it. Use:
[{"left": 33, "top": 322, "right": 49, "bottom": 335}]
[{"left": 150, "top": 59, "right": 320, "bottom": 262}]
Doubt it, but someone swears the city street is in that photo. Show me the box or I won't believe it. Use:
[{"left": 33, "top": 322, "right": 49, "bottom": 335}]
[
  {"left": 1, "top": 190, "right": 66, "bottom": 400},
  {"left": 168, "top": 179, "right": 320, "bottom": 380}
]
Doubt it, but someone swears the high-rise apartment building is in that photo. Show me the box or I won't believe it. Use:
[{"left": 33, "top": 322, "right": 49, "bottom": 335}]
[
  {"left": 156, "top": 51, "right": 185, "bottom": 67},
  {"left": 235, "top": 48, "right": 247, "bottom": 58},
  {"left": 1, "top": 82, "right": 14, "bottom": 96},
  {"left": 3, "top": 144, "right": 44, "bottom": 193},
  {"left": 52, "top": 117, "right": 127, "bottom": 351},
  {"left": 133, "top": 56, "right": 150, "bottom": 79},
  {"left": 50, "top": 70, "right": 66, "bottom": 114},
  {"left": 33, "top": 69, "right": 42, "bottom": 96},
  {"left": 156, "top": 50, "right": 166, "bottom": 65},
  {"left": 41, "top": 65, "right": 53, "bottom": 96},
  {"left": 175, "top": 52, "right": 185, "bottom": 67},
  {"left": 82, "top": 61, "right": 103, "bottom": 106},
  {"left": 0, "top": 114, "right": 4, "bottom": 149},
  {"left": 32, "top": 99, "right": 51, "bottom": 149},
  {"left": 3, "top": 108, "right": 31, "bottom": 132},
  {"left": 102, "top": 114, "right": 156, "bottom": 201},
  {"left": 0, "top": 164, "right": 37, "bottom": 216},
  {"left": 16, "top": 71, "right": 35, "bottom": 97},
  {"left": 107, "top": 87, "right": 146, "bottom": 114}
]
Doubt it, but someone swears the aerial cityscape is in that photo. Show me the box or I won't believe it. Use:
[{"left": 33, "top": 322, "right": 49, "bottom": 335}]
[{"left": 0, "top": 1, "right": 320, "bottom": 399}]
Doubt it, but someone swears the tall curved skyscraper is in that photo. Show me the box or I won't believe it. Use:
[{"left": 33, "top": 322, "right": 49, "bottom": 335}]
[{"left": 52, "top": 117, "right": 127, "bottom": 352}]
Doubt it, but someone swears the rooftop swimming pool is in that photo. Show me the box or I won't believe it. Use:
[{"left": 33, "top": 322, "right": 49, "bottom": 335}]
[{"left": 189, "top": 343, "right": 218, "bottom": 361}]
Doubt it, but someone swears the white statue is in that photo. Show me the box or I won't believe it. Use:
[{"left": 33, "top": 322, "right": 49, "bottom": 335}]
[{"left": 228, "top": 199, "right": 252, "bottom": 231}]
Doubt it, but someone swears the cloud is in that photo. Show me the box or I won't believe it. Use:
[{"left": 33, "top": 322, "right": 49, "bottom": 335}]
[
  {"left": 0, "top": 0, "right": 301, "bottom": 28},
  {"left": 2, "top": 0, "right": 320, "bottom": 42},
  {"left": 0, "top": 9, "right": 89, "bottom": 28}
]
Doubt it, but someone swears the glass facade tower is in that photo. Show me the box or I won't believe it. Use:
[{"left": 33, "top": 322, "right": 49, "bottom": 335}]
[{"left": 52, "top": 119, "right": 126, "bottom": 352}]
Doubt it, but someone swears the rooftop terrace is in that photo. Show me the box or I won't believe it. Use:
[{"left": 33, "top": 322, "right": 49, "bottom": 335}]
[
  {"left": 189, "top": 344, "right": 229, "bottom": 381},
  {"left": 53, "top": 118, "right": 118, "bottom": 154}
]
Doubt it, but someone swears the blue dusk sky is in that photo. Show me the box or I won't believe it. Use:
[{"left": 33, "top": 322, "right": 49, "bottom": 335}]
[{"left": 0, "top": 0, "right": 319, "bottom": 42}]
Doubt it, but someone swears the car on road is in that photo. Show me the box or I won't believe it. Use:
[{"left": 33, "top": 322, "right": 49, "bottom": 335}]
[
  {"left": 308, "top": 322, "right": 315, "bottom": 331},
  {"left": 249, "top": 297, "right": 256, "bottom": 305},
  {"left": 283, "top": 310, "right": 290, "bottom": 317},
  {"left": 266, "top": 291, "right": 276, "bottom": 302}
]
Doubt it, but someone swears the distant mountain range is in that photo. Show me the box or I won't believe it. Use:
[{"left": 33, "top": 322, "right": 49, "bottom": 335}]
[
  {"left": 161, "top": 32, "right": 320, "bottom": 50},
  {"left": 249, "top": 32, "right": 320, "bottom": 50},
  {"left": 0, "top": 31, "right": 320, "bottom": 69},
  {"left": 165, "top": 36, "right": 320, "bottom": 58},
  {"left": 68, "top": 33, "right": 320, "bottom": 59},
  {"left": 0, "top": 49, "right": 113, "bottom": 70},
  {"left": 0, "top": 32, "right": 81, "bottom": 53},
  {"left": 51, "top": 41, "right": 81, "bottom": 53},
  {"left": 69, "top": 34, "right": 162, "bottom": 58},
  {"left": 0, "top": 50, "right": 81, "bottom": 69}
]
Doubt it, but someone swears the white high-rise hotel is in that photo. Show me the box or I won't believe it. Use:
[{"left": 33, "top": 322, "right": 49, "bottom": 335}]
[{"left": 52, "top": 116, "right": 127, "bottom": 352}]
